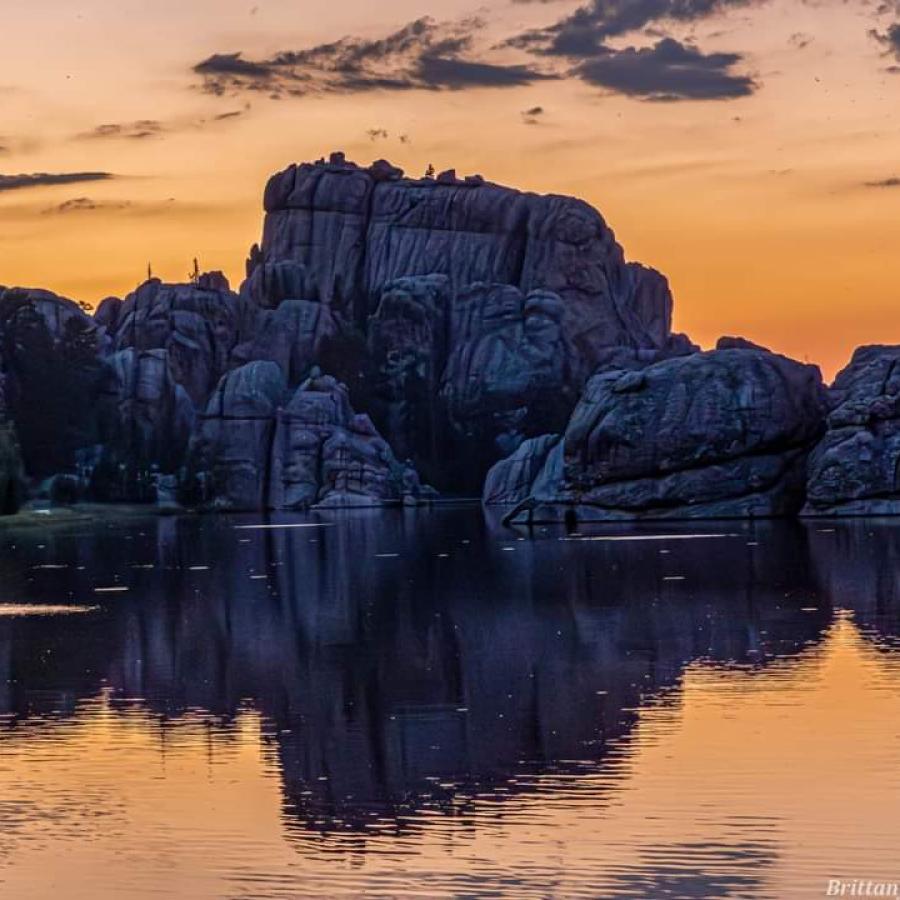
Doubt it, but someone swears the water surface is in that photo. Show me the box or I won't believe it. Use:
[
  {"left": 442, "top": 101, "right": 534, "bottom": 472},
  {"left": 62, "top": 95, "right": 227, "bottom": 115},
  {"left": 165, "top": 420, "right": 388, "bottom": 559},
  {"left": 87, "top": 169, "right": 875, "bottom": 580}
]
[{"left": 0, "top": 508, "right": 898, "bottom": 899}]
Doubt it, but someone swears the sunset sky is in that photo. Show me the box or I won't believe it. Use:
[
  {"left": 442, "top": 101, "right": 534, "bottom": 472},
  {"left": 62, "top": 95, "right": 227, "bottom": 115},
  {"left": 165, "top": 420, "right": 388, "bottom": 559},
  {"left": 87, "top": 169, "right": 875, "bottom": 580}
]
[{"left": 2, "top": 0, "right": 900, "bottom": 378}]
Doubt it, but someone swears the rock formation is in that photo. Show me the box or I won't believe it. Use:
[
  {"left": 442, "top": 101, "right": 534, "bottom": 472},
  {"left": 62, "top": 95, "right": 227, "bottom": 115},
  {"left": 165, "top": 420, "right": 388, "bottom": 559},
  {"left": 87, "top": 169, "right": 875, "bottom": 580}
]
[
  {"left": 247, "top": 154, "right": 685, "bottom": 489},
  {"left": 805, "top": 346, "right": 900, "bottom": 515},
  {"left": 186, "top": 363, "right": 433, "bottom": 511},
  {"left": 492, "top": 345, "right": 828, "bottom": 522},
  {"left": 2, "top": 154, "right": 897, "bottom": 519}
]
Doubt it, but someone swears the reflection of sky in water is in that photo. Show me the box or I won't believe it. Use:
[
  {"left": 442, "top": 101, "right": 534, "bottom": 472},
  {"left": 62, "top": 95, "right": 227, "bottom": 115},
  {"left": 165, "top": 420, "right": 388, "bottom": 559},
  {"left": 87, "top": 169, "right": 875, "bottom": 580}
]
[{"left": 0, "top": 509, "right": 897, "bottom": 899}]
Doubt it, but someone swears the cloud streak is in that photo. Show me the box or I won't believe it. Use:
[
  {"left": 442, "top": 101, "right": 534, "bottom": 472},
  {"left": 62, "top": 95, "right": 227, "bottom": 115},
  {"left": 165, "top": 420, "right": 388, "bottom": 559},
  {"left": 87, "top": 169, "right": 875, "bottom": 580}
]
[
  {"left": 509, "top": 0, "right": 761, "bottom": 57},
  {"left": 864, "top": 176, "right": 900, "bottom": 188},
  {"left": 42, "top": 197, "right": 132, "bottom": 215},
  {"left": 192, "top": 5, "right": 763, "bottom": 103},
  {"left": 193, "top": 17, "right": 557, "bottom": 97},
  {"left": 77, "top": 120, "right": 165, "bottom": 140},
  {"left": 0, "top": 172, "right": 113, "bottom": 193}
]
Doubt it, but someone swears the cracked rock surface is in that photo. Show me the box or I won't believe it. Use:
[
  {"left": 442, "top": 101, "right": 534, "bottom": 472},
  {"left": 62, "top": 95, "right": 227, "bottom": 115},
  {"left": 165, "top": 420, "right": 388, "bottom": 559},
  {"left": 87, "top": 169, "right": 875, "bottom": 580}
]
[{"left": 491, "top": 347, "right": 828, "bottom": 522}]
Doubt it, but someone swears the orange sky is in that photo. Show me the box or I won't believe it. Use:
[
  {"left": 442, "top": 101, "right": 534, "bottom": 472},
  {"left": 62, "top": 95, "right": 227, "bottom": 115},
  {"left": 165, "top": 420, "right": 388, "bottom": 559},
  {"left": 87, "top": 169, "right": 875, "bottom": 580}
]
[{"left": 2, "top": 0, "right": 900, "bottom": 379}]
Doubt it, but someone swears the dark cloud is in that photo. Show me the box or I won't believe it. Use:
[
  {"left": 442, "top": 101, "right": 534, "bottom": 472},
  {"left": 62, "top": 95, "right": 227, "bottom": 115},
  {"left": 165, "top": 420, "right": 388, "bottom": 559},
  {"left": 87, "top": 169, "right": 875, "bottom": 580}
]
[
  {"left": 870, "top": 22, "right": 900, "bottom": 60},
  {"left": 864, "top": 176, "right": 900, "bottom": 187},
  {"left": 193, "top": 16, "right": 556, "bottom": 96},
  {"left": 575, "top": 37, "right": 755, "bottom": 100},
  {"left": 0, "top": 172, "right": 113, "bottom": 193},
  {"left": 195, "top": 53, "right": 275, "bottom": 80},
  {"left": 416, "top": 55, "right": 555, "bottom": 87},
  {"left": 508, "top": 0, "right": 760, "bottom": 58},
  {"left": 505, "top": 0, "right": 758, "bottom": 100}
]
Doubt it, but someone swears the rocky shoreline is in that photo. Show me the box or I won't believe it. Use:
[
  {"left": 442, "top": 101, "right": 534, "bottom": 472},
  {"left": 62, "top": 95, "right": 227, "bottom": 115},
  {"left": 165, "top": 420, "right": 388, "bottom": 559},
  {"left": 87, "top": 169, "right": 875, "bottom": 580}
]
[{"left": 1, "top": 152, "right": 896, "bottom": 521}]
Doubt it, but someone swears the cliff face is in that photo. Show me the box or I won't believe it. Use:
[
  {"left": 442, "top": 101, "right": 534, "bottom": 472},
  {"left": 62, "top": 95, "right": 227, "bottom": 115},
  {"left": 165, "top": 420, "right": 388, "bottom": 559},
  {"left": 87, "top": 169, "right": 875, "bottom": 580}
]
[
  {"left": 804, "top": 346, "right": 900, "bottom": 515},
  {"left": 491, "top": 345, "right": 828, "bottom": 522},
  {"left": 4, "top": 153, "right": 897, "bottom": 518},
  {"left": 245, "top": 154, "right": 684, "bottom": 490},
  {"left": 251, "top": 156, "right": 672, "bottom": 360}
]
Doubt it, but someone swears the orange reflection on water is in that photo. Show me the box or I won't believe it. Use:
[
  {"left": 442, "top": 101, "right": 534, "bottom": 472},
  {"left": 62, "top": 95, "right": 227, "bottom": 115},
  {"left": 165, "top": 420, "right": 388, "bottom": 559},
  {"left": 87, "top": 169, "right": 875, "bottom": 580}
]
[{"left": 0, "top": 613, "right": 897, "bottom": 899}]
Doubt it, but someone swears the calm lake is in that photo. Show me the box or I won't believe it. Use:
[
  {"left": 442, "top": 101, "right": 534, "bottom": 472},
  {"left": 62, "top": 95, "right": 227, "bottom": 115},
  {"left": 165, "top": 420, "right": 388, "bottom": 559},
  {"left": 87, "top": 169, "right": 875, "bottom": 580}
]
[{"left": 0, "top": 507, "right": 898, "bottom": 899}]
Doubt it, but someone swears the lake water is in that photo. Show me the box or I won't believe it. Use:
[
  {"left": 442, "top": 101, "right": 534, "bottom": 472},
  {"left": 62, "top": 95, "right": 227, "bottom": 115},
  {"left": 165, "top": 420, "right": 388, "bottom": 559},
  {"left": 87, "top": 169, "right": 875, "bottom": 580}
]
[{"left": 0, "top": 507, "right": 898, "bottom": 899}]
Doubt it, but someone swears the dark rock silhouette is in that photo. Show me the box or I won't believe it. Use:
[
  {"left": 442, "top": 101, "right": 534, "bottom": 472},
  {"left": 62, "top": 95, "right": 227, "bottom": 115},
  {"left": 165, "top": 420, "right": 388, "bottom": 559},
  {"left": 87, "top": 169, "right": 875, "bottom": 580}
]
[
  {"left": 805, "top": 345, "right": 900, "bottom": 515},
  {"left": 0, "top": 155, "right": 897, "bottom": 517},
  {"left": 494, "top": 347, "right": 828, "bottom": 522},
  {"left": 185, "top": 363, "right": 434, "bottom": 510},
  {"left": 248, "top": 155, "right": 684, "bottom": 490}
]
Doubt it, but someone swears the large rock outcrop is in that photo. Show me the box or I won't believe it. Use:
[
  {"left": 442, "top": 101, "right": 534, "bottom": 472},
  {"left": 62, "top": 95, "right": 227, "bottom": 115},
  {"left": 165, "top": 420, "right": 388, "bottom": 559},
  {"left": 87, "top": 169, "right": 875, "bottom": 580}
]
[
  {"left": 805, "top": 346, "right": 900, "bottom": 515},
  {"left": 186, "top": 361, "right": 286, "bottom": 510},
  {"left": 110, "top": 274, "right": 250, "bottom": 408},
  {"left": 84, "top": 348, "right": 197, "bottom": 502},
  {"left": 10, "top": 154, "right": 887, "bottom": 521},
  {"left": 246, "top": 154, "right": 685, "bottom": 489},
  {"left": 186, "top": 363, "right": 433, "bottom": 511},
  {"left": 493, "top": 345, "right": 828, "bottom": 522}
]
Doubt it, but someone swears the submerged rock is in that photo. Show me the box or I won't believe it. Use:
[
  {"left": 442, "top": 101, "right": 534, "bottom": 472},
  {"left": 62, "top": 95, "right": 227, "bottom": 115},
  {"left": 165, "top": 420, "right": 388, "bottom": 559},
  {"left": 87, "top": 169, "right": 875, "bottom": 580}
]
[
  {"left": 494, "top": 346, "right": 828, "bottom": 522},
  {"left": 805, "top": 345, "right": 900, "bottom": 515}
]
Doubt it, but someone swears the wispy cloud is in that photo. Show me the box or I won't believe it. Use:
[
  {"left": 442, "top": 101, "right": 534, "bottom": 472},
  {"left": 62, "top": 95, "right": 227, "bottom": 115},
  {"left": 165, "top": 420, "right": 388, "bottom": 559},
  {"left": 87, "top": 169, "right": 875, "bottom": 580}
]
[
  {"left": 870, "top": 21, "right": 900, "bottom": 62},
  {"left": 0, "top": 172, "right": 113, "bottom": 193},
  {"left": 864, "top": 175, "right": 900, "bottom": 188},
  {"left": 508, "top": 0, "right": 762, "bottom": 56},
  {"left": 77, "top": 120, "right": 165, "bottom": 140},
  {"left": 193, "top": 16, "right": 557, "bottom": 97},
  {"left": 74, "top": 108, "right": 250, "bottom": 142},
  {"left": 42, "top": 197, "right": 132, "bottom": 214}
]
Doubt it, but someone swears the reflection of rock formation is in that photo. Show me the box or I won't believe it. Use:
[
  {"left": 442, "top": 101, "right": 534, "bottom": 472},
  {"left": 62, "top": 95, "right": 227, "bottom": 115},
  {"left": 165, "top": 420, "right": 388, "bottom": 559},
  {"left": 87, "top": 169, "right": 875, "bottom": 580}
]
[
  {"left": 0, "top": 512, "right": 829, "bottom": 831},
  {"left": 808, "top": 521, "right": 900, "bottom": 646}
]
